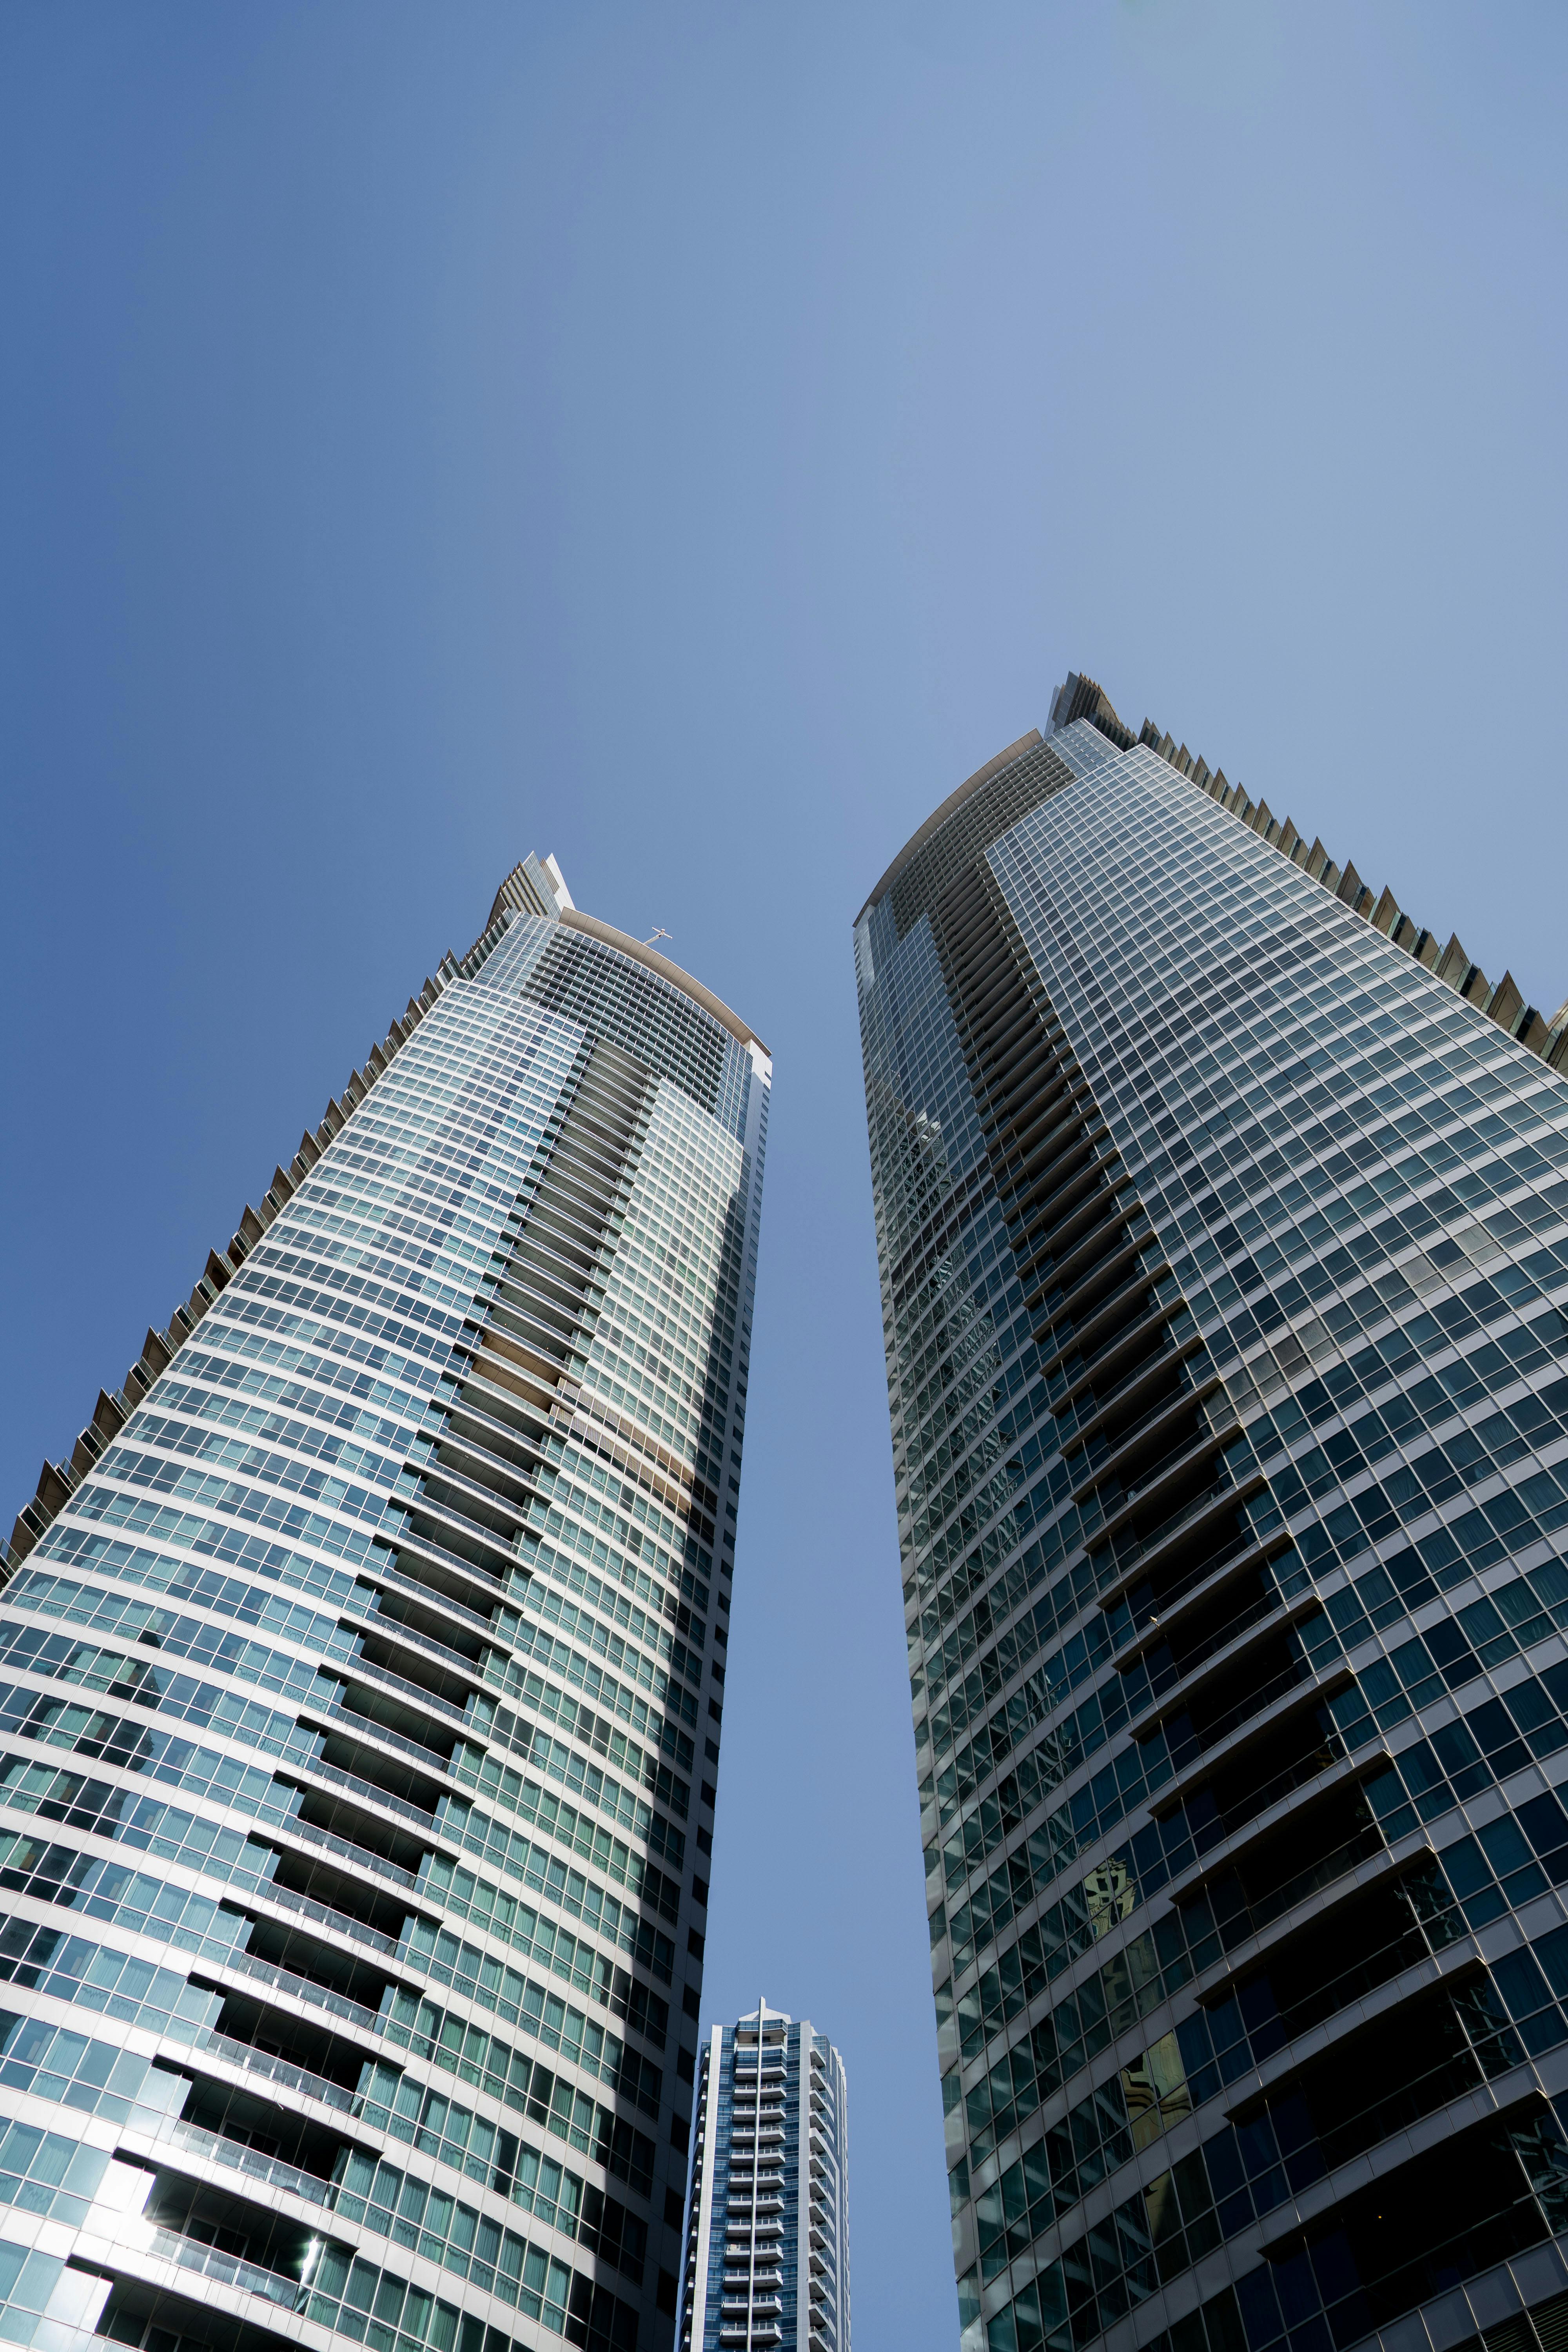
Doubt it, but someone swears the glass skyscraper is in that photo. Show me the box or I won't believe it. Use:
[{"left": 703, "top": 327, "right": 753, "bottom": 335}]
[
  {"left": 855, "top": 679, "right": 1568, "bottom": 2352},
  {"left": 0, "top": 853, "right": 768, "bottom": 2352},
  {"left": 678, "top": 2002, "right": 849, "bottom": 2352}
]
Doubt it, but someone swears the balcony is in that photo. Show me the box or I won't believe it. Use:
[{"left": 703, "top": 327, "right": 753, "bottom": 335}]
[
  {"left": 438, "top": 1383, "right": 548, "bottom": 1477},
  {"left": 315, "top": 1694, "right": 452, "bottom": 1771},
  {"left": 1118, "top": 1404, "right": 1239, "bottom": 1510},
  {"left": 1071, "top": 1290, "right": 1191, "bottom": 1390},
  {"left": 337, "top": 1647, "right": 469, "bottom": 1727},
  {"left": 1017, "top": 1135, "right": 1118, "bottom": 1252},
  {"left": 149, "top": 2229, "right": 300, "bottom": 2311},
  {"left": 257, "top": 1873, "right": 399, "bottom": 1958},
  {"left": 1054, "top": 1231, "right": 1162, "bottom": 1334},
  {"left": 1022, "top": 1164, "right": 1132, "bottom": 1276},
  {"left": 218, "top": 1948, "right": 383, "bottom": 2037},
  {"left": 1069, "top": 1363, "right": 1225, "bottom": 1503},
  {"left": 386, "top": 1487, "right": 517, "bottom": 1581},
  {"left": 375, "top": 1550, "right": 504, "bottom": 1642},
  {"left": 299, "top": 1751, "right": 436, "bottom": 1833},
  {"left": 1135, "top": 1573, "right": 1316, "bottom": 1708},
  {"left": 277, "top": 1805, "right": 419, "bottom": 1892},
  {"left": 354, "top": 1593, "right": 491, "bottom": 1682},
  {"left": 193, "top": 2027, "right": 353, "bottom": 2112},
  {"left": 414, "top": 1451, "right": 531, "bottom": 1546},
  {"left": 1061, "top": 1321, "right": 1208, "bottom": 1447},
  {"left": 1038, "top": 1262, "right": 1160, "bottom": 1377},
  {"left": 1085, "top": 1422, "right": 1250, "bottom": 1562},
  {"left": 164, "top": 2120, "right": 334, "bottom": 2211},
  {"left": 1092, "top": 1463, "right": 1271, "bottom": 1606},
  {"left": 1035, "top": 1201, "right": 1152, "bottom": 1312}
]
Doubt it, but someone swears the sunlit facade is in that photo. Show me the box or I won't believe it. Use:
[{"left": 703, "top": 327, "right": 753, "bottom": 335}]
[
  {"left": 857, "top": 676, "right": 1568, "bottom": 2352},
  {"left": 0, "top": 852, "right": 768, "bottom": 2352}
]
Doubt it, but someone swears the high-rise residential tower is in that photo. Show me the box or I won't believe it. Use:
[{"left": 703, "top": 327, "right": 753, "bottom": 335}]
[
  {"left": 855, "top": 679, "right": 1568, "bottom": 2352},
  {"left": 0, "top": 853, "right": 768, "bottom": 2352},
  {"left": 678, "top": 2002, "right": 849, "bottom": 2352}
]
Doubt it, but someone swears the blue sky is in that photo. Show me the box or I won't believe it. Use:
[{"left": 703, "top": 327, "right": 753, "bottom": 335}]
[{"left": 2, "top": 5, "right": 1565, "bottom": 2343}]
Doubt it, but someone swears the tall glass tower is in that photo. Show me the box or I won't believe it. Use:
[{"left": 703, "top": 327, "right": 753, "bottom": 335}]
[
  {"left": 0, "top": 853, "right": 768, "bottom": 2352},
  {"left": 856, "top": 680, "right": 1568, "bottom": 2352},
  {"left": 678, "top": 2002, "right": 849, "bottom": 2352}
]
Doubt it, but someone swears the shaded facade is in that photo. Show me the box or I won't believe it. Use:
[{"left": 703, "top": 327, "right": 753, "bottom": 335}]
[
  {"left": 679, "top": 2003, "right": 848, "bottom": 2352},
  {"left": 855, "top": 681, "right": 1568, "bottom": 2352},
  {"left": 0, "top": 853, "right": 768, "bottom": 2352}
]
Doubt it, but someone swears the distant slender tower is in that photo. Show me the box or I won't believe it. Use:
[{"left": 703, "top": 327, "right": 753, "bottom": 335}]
[
  {"left": 679, "top": 2002, "right": 849, "bottom": 2352},
  {"left": 0, "top": 851, "right": 768, "bottom": 2352},
  {"left": 857, "top": 677, "right": 1568, "bottom": 2352}
]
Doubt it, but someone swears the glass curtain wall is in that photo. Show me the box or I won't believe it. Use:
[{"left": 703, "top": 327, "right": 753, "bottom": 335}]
[
  {"left": 0, "top": 854, "right": 769, "bottom": 2352},
  {"left": 856, "top": 687, "right": 1568, "bottom": 2352}
]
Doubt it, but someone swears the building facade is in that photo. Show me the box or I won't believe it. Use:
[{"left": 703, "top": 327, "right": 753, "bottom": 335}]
[
  {"left": 0, "top": 853, "right": 769, "bottom": 2352},
  {"left": 855, "top": 681, "right": 1568, "bottom": 2352},
  {"left": 678, "top": 2003, "right": 849, "bottom": 2352}
]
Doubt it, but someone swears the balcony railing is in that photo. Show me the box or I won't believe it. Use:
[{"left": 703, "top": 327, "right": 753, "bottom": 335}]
[
  {"left": 377, "top": 1513, "right": 510, "bottom": 1599},
  {"left": 1094, "top": 1464, "right": 1271, "bottom": 1595},
  {"left": 1039, "top": 1264, "right": 1161, "bottom": 1371},
  {"left": 1064, "top": 1323, "right": 1205, "bottom": 1443},
  {"left": 149, "top": 2228, "right": 301, "bottom": 2310},
  {"left": 1069, "top": 1363, "right": 1215, "bottom": 1499},
  {"left": 257, "top": 1873, "right": 400, "bottom": 1958},
  {"left": 220, "top": 1947, "right": 383, "bottom": 2035},
  {"left": 1141, "top": 1580, "right": 1293, "bottom": 1688},
  {"left": 1164, "top": 1654, "right": 1319, "bottom": 1775},
  {"left": 1016, "top": 1138, "right": 1118, "bottom": 1250},
  {"left": 165, "top": 2120, "right": 334, "bottom": 2210},
  {"left": 1056, "top": 1234, "right": 1163, "bottom": 1333},
  {"left": 193, "top": 2027, "right": 353, "bottom": 2112},
  {"left": 375, "top": 1552, "right": 503, "bottom": 1640},
  {"left": 280, "top": 1809, "right": 418, "bottom": 1891},
  {"left": 340, "top": 1648, "right": 470, "bottom": 1726},
  {"left": 1074, "top": 1291, "right": 1186, "bottom": 1385},
  {"left": 316, "top": 1694, "right": 452, "bottom": 1770},
  {"left": 413, "top": 1451, "right": 532, "bottom": 1540},
  {"left": 1120, "top": 1413, "right": 1238, "bottom": 1514},
  {"left": 356, "top": 1594, "right": 489, "bottom": 1681},
  {"left": 299, "top": 1753, "right": 435, "bottom": 1831}
]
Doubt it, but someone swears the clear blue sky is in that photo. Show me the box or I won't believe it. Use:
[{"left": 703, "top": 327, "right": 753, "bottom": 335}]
[{"left": 2, "top": 5, "right": 1565, "bottom": 2343}]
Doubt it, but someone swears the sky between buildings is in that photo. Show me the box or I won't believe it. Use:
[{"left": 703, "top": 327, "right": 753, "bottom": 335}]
[{"left": 1, "top": 4, "right": 1565, "bottom": 2344}]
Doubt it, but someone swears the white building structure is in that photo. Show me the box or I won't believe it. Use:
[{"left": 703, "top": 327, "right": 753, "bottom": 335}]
[{"left": 679, "top": 2004, "right": 849, "bottom": 2352}]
